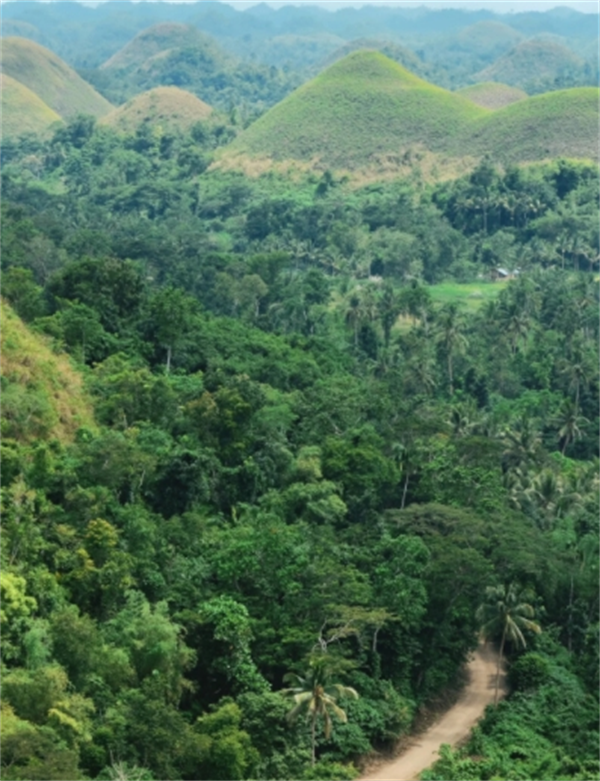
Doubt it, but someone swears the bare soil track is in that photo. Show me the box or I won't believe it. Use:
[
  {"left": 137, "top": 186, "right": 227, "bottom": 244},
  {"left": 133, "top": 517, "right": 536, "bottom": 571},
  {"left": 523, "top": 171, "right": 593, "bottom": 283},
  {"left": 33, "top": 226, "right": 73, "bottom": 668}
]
[{"left": 360, "top": 643, "right": 506, "bottom": 781}]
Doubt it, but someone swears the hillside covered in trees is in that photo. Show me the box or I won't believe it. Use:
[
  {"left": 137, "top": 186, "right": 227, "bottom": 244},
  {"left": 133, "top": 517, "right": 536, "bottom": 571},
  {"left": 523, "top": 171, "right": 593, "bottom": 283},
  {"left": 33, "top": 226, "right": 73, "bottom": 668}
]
[{"left": 1, "top": 4, "right": 599, "bottom": 781}]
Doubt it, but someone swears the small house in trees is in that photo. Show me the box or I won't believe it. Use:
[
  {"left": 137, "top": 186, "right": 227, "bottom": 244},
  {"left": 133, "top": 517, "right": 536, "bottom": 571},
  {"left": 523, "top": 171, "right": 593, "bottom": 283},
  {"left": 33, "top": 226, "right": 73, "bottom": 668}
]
[{"left": 493, "top": 267, "right": 519, "bottom": 281}]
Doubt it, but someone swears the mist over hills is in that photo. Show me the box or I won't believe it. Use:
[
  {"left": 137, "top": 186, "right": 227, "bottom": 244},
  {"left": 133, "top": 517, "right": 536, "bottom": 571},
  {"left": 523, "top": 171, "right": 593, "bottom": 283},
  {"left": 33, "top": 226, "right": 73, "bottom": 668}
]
[{"left": 1, "top": 1, "right": 598, "bottom": 81}]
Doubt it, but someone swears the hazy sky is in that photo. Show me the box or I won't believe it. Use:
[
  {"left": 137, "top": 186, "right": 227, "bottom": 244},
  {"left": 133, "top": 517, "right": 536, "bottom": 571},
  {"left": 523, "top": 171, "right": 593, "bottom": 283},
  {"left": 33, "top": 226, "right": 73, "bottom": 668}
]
[
  {"left": 227, "top": 0, "right": 599, "bottom": 9},
  {"left": 10, "top": 0, "right": 599, "bottom": 10}
]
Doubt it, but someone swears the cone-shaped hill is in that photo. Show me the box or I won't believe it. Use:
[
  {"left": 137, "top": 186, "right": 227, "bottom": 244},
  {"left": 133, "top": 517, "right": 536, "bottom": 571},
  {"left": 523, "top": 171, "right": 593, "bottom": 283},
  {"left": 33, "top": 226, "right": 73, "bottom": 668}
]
[
  {"left": 220, "top": 51, "right": 598, "bottom": 175},
  {"left": 458, "top": 82, "right": 527, "bottom": 110},
  {"left": 100, "top": 87, "right": 213, "bottom": 134},
  {"left": 476, "top": 39, "right": 584, "bottom": 91},
  {"left": 1, "top": 38, "right": 113, "bottom": 119},
  {"left": 221, "top": 51, "right": 485, "bottom": 171},
  {"left": 1, "top": 73, "right": 63, "bottom": 138}
]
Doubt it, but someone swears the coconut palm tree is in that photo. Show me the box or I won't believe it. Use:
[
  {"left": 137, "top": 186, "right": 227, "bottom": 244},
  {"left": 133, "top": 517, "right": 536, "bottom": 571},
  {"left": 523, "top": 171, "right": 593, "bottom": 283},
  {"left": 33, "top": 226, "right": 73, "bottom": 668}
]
[
  {"left": 556, "top": 398, "right": 589, "bottom": 455},
  {"left": 434, "top": 303, "right": 469, "bottom": 395},
  {"left": 281, "top": 657, "right": 358, "bottom": 766},
  {"left": 477, "top": 583, "right": 541, "bottom": 704}
]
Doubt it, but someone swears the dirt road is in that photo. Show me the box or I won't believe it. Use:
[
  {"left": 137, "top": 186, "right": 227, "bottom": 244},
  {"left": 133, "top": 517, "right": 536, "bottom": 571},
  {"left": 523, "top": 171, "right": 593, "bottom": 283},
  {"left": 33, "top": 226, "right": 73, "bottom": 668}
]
[{"left": 360, "top": 644, "right": 505, "bottom": 781}]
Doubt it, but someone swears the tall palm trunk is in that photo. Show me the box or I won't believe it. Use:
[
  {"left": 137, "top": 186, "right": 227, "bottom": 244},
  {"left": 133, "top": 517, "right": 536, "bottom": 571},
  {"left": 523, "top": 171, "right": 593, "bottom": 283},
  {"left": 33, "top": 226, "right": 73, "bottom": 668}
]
[{"left": 311, "top": 712, "right": 316, "bottom": 766}]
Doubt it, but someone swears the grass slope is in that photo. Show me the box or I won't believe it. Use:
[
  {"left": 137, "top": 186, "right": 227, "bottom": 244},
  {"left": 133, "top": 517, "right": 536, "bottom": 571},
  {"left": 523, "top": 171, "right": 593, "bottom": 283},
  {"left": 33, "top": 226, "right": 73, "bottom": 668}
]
[
  {"left": 1, "top": 73, "right": 63, "bottom": 138},
  {"left": 458, "top": 82, "right": 528, "bottom": 109},
  {"left": 476, "top": 39, "right": 584, "bottom": 90},
  {"left": 1, "top": 37, "right": 113, "bottom": 119},
  {"left": 0, "top": 302, "right": 96, "bottom": 444},
  {"left": 100, "top": 86, "right": 213, "bottom": 134},
  {"left": 220, "top": 50, "right": 598, "bottom": 175},
  {"left": 468, "top": 87, "right": 599, "bottom": 163},
  {"left": 222, "top": 50, "right": 485, "bottom": 170}
]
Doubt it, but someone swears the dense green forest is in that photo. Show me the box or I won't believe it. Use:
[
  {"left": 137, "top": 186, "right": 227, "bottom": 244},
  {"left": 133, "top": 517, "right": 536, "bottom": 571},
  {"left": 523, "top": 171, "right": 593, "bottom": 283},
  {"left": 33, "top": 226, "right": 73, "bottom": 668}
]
[{"left": 1, "top": 111, "right": 598, "bottom": 781}]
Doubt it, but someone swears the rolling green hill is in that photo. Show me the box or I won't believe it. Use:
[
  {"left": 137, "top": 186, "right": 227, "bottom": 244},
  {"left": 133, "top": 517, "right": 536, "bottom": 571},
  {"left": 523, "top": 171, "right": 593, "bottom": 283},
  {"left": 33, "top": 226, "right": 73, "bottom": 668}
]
[
  {"left": 100, "top": 86, "right": 213, "bottom": 134},
  {"left": 220, "top": 50, "right": 485, "bottom": 172},
  {"left": 476, "top": 39, "right": 585, "bottom": 92},
  {"left": 1, "top": 73, "right": 63, "bottom": 139},
  {"left": 219, "top": 50, "right": 598, "bottom": 176},
  {"left": 466, "top": 87, "right": 600, "bottom": 163},
  {"left": 0, "top": 37, "right": 113, "bottom": 119},
  {"left": 0, "top": 302, "right": 96, "bottom": 444},
  {"left": 458, "top": 82, "right": 527, "bottom": 109}
]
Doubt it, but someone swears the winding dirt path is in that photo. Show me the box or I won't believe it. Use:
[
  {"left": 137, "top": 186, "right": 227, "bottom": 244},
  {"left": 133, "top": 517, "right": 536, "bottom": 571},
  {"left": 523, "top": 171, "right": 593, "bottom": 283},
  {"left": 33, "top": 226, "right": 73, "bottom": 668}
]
[{"left": 360, "top": 643, "right": 506, "bottom": 781}]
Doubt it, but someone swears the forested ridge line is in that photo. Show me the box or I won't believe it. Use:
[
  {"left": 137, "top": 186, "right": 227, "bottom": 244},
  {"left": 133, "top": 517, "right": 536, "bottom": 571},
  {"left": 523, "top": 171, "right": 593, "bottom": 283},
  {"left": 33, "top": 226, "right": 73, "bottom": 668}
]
[{"left": 0, "top": 115, "right": 598, "bottom": 781}]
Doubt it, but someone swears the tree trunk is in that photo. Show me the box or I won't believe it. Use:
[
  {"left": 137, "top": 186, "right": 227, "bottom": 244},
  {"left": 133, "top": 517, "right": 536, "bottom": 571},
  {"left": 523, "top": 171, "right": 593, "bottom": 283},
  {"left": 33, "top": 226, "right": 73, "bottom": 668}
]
[
  {"left": 401, "top": 473, "right": 410, "bottom": 510},
  {"left": 495, "top": 624, "right": 507, "bottom": 704},
  {"left": 166, "top": 344, "right": 172, "bottom": 374},
  {"left": 567, "top": 573, "right": 574, "bottom": 653},
  {"left": 448, "top": 352, "right": 454, "bottom": 395},
  {"left": 311, "top": 713, "right": 316, "bottom": 766}
]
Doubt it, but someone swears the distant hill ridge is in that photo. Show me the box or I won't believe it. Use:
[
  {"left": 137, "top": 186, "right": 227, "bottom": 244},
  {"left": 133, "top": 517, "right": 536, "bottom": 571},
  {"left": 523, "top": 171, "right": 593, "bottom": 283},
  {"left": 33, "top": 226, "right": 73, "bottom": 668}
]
[
  {"left": 220, "top": 50, "right": 599, "bottom": 175},
  {"left": 0, "top": 37, "right": 113, "bottom": 120},
  {"left": 476, "top": 39, "right": 585, "bottom": 91},
  {"left": 100, "top": 22, "right": 224, "bottom": 72}
]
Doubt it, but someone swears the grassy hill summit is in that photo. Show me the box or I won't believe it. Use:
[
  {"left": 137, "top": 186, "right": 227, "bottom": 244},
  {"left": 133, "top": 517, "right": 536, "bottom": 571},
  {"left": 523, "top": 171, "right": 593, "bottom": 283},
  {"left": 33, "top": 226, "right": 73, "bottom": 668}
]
[
  {"left": 220, "top": 50, "right": 485, "bottom": 172},
  {"left": 476, "top": 39, "right": 585, "bottom": 92},
  {"left": 0, "top": 302, "right": 96, "bottom": 444},
  {"left": 320, "top": 38, "right": 434, "bottom": 82},
  {"left": 458, "top": 82, "right": 527, "bottom": 109},
  {"left": 0, "top": 73, "right": 63, "bottom": 139},
  {"left": 100, "top": 86, "right": 213, "bottom": 134},
  {"left": 0, "top": 37, "right": 113, "bottom": 120}
]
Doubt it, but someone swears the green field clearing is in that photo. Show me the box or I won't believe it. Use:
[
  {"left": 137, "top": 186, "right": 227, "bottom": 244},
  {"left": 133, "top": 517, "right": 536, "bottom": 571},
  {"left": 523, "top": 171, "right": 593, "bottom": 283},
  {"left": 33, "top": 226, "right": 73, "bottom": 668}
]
[{"left": 428, "top": 280, "right": 508, "bottom": 309}]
